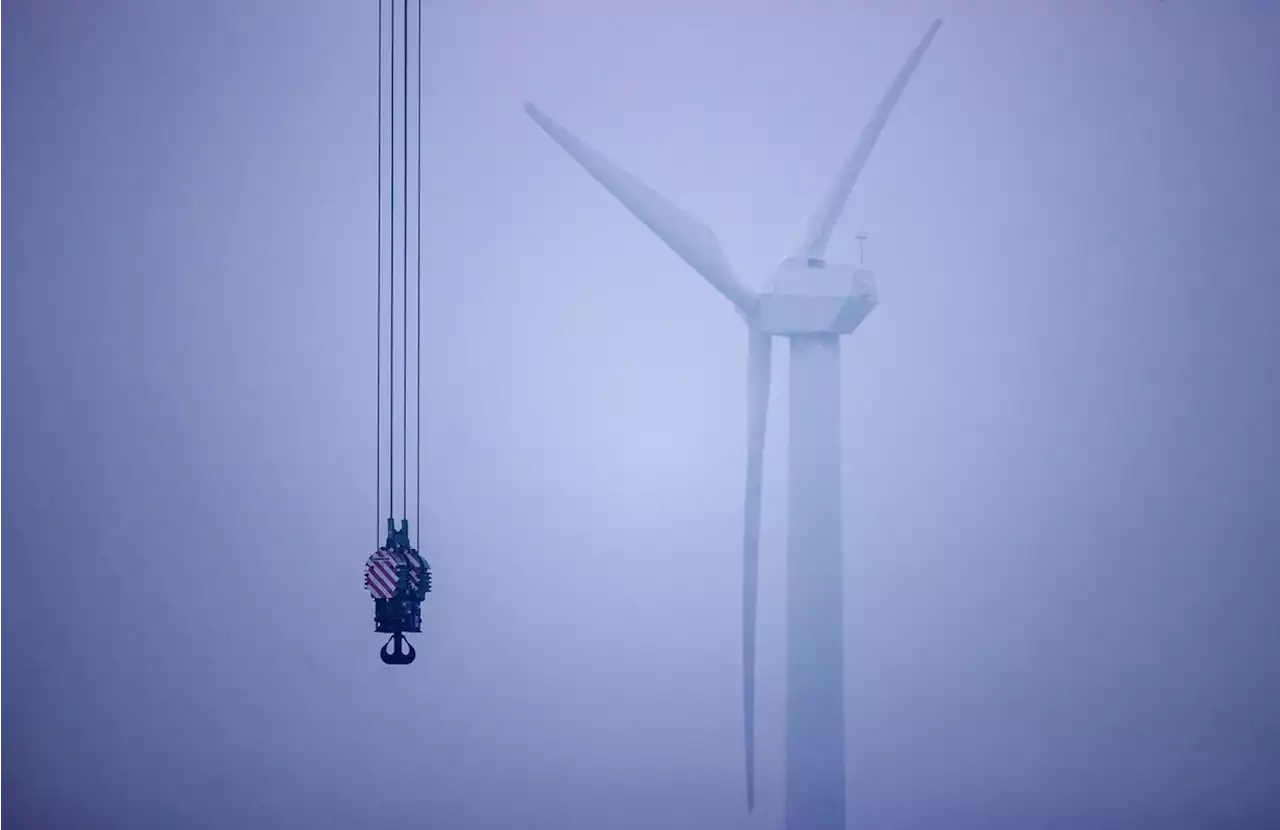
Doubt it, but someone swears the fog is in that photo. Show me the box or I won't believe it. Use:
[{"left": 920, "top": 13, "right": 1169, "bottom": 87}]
[{"left": 4, "top": 1, "right": 1279, "bottom": 828}]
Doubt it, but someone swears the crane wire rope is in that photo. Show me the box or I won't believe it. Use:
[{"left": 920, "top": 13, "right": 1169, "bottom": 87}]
[
  {"left": 415, "top": 0, "right": 422, "bottom": 540},
  {"left": 376, "top": 0, "right": 383, "bottom": 545},
  {"left": 402, "top": 0, "right": 409, "bottom": 523},
  {"left": 376, "top": 0, "right": 423, "bottom": 547},
  {"left": 389, "top": 0, "right": 396, "bottom": 527}
]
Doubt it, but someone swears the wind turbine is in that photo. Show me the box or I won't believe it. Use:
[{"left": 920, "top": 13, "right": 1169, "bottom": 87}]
[{"left": 525, "top": 18, "right": 942, "bottom": 829}]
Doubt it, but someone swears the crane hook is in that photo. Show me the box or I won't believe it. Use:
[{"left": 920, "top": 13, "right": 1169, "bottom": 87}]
[{"left": 380, "top": 632, "right": 416, "bottom": 665}]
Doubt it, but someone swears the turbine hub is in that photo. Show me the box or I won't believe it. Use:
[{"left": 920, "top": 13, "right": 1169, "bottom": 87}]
[{"left": 755, "top": 257, "right": 877, "bottom": 335}]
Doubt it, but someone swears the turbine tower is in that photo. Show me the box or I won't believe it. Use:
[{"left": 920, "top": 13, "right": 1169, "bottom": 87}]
[{"left": 526, "top": 19, "right": 941, "bottom": 829}]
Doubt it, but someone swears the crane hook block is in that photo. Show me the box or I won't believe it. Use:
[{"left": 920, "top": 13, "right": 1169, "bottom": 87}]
[{"left": 365, "top": 518, "right": 432, "bottom": 664}]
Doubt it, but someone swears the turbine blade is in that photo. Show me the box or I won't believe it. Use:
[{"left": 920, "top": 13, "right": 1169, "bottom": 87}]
[
  {"left": 742, "top": 327, "right": 772, "bottom": 812},
  {"left": 794, "top": 18, "right": 942, "bottom": 260},
  {"left": 525, "top": 102, "right": 756, "bottom": 313}
]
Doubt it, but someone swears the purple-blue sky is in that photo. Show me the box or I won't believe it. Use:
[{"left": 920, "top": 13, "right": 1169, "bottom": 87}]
[{"left": 4, "top": 1, "right": 1280, "bottom": 828}]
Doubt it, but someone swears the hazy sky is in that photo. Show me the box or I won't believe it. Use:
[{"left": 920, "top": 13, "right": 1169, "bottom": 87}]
[{"left": 4, "top": 1, "right": 1279, "bottom": 828}]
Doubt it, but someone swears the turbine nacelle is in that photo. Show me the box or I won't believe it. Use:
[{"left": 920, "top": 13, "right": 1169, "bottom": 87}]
[{"left": 755, "top": 257, "right": 877, "bottom": 335}]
